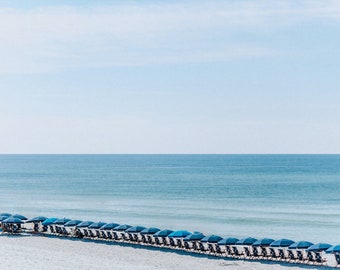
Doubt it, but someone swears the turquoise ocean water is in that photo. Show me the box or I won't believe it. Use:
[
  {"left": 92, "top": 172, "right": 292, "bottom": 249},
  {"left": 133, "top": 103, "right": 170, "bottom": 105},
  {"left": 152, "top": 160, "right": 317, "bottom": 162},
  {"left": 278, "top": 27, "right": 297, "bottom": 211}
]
[{"left": 1, "top": 154, "right": 340, "bottom": 244}]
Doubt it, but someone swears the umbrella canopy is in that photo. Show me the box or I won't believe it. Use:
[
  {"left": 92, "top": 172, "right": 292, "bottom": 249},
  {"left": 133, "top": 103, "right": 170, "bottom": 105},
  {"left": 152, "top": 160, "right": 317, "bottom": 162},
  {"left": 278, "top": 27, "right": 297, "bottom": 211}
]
[
  {"left": 53, "top": 218, "right": 71, "bottom": 225},
  {"left": 168, "top": 230, "right": 192, "bottom": 238},
  {"left": 201, "top": 235, "right": 223, "bottom": 243},
  {"left": 88, "top": 222, "right": 107, "bottom": 229},
  {"left": 26, "top": 216, "right": 48, "bottom": 223},
  {"left": 12, "top": 214, "right": 27, "bottom": 220},
  {"left": 326, "top": 245, "right": 340, "bottom": 254},
  {"left": 3, "top": 217, "right": 23, "bottom": 224},
  {"left": 0, "top": 213, "right": 11, "bottom": 217},
  {"left": 217, "top": 237, "right": 239, "bottom": 245},
  {"left": 307, "top": 243, "right": 332, "bottom": 252},
  {"left": 76, "top": 221, "right": 94, "bottom": 228},
  {"left": 289, "top": 241, "right": 313, "bottom": 249},
  {"left": 140, "top": 227, "right": 160, "bottom": 235},
  {"left": 114, "top": 224, "right": 132, "bottom": 231},
  {"left": 236, "top": 237, "right": 257, "bottom": 245},
  {"left": 154, "top": 229, "right": 174, "bottom": 237},
  {"left": 64, "top": 220, "right": 83, "bottom": 227},
  {"left": 0, "top": 215, "right": 11, "bottom": 221},
  {"left": 125, "top": 226, "right": 146, "bottom": 233},
  {"left": 270, "top": 239, "right": 295, "bottom": 247},
  {"left": 100, "top": 223, "right": 120, "bottom": 230},
  {"left": 183, "top": 232, "right": 205, "bottom": 242},
  {"left": 42, "top": 217, "right": 58, "bottom": 226},
  {"left": 252, "top": 238, "right": 275, "bottom": 247}
]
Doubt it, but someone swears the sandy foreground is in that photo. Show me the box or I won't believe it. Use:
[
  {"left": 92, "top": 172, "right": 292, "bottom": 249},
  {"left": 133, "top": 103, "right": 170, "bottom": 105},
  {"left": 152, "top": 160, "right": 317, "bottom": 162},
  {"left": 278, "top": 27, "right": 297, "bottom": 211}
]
[{"left": 0, "top": 235, "right": 333, "bottom": 270}]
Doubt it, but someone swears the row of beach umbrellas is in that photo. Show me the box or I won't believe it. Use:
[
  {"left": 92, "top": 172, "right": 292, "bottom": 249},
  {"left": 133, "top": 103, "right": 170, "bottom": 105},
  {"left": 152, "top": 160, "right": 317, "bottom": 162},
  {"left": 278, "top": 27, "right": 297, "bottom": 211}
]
[{"left": 1, "top": 213, "right": 340, "bottom": 253}]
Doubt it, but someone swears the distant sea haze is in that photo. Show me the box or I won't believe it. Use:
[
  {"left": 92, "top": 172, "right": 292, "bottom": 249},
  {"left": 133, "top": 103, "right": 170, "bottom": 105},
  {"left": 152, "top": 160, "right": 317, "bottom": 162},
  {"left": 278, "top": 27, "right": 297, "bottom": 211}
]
[{"left": 1, "top": 154, "right": 340, "bottom": 244}]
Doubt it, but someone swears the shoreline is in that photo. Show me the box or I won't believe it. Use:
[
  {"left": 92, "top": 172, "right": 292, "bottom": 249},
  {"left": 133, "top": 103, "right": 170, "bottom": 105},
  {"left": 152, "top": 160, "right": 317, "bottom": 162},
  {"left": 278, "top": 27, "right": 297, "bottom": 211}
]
[{"left": 0, "top": 234, "right": 335, "bottom": 270}]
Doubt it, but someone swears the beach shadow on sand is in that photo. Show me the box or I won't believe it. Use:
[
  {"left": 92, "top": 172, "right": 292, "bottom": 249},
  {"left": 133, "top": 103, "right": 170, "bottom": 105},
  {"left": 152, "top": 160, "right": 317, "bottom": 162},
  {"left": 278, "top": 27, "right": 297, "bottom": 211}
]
[{"left": 1, "top": 233, "right": 334, "bottom": 270}]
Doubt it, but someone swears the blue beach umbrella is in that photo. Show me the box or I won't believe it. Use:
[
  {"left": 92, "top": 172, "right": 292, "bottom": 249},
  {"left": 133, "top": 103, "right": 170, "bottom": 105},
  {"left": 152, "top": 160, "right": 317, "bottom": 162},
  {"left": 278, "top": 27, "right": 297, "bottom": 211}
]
[
  {"left": 307, "top": 243, "right": 332, "bottom": 252},
  {"left": 289, "top": 241, "right": 313, "bottom": 249},
  {"left": 201, "top": 235, "right": 223, "bottom": 243},
  {"left": 168, "top": 230, "right": 192, "bottom": 238},
  {"left": 42, "top": 217, "right": 58, "bottom": 226},
  {"left": 236, "top": 237, "right": 257, "bottom": 245},
  {"left": 76, "top": 221, "right": 94, "bottom": 228},
  {"left": 26, "top": 216, "right": 48, "bottom": 223},
  {"left": 154, "top": 229, "right": 174, "bottom": 237},
  {"left": 183, "top": 232, "right": 205, "bottom": 242},
  {"left": 12, "top": 214, "right": 27, "bottom": 220},
  {"left": 217, "top": 237, "right": 239, "bottom": 246},
  {"left": 326, "top": 245, "right": 340, "bottom": 254},
  {"left": 270, "top": 239, "right": 295, "bottom": 247},
  {"left": 0, "top": 215, "right": 11, "bottom": 221},
  {"left": 125, "top": 226, "right": 146, "bottom": 233},
  {"left": 53, "top": 218, "right": 71, "bottom": 225},
  {"left": 140, "top": 227, "right": 160, "bottom": 235},
  {"left": 114, "top": 224, "right": 132, "bottom": 231},
  {"left": 100, "top": 223, "right": 120, "bottom": 230},
  {"left": 64, "top": 220, "right": 83, "bottom": 227},
  {"left": 0, "top": 213, "right": 11, "bottom": 217},
  {"left": 3, "top": 217, "right": 23, "bottom": 224},
  {"left": 252, "top": 238, "right": 275, "bottom": 247},
  {"left": 89, "top": 222, "right": 107, "bottom": 229}
]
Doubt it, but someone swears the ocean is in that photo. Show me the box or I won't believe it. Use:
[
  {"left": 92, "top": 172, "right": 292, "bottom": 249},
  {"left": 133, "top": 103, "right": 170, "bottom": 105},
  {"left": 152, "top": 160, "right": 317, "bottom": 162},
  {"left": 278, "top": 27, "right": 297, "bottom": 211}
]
[{"left": 1, "top": 154, "right": 340, "bottom": 244}]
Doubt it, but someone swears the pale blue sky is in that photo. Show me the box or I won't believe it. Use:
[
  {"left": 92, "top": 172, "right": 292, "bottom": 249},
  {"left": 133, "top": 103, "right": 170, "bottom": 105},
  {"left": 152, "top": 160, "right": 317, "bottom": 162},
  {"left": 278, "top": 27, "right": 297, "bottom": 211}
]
[{"left": 1, "top": 0, "right": 340, "bottom": 153}]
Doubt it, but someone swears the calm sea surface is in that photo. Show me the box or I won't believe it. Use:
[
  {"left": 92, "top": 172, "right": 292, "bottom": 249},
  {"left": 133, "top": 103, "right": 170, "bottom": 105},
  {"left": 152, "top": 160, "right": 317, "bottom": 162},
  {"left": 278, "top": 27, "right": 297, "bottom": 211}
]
[{"left": 1, "top": 154, "right": 340, "bottom": 244}]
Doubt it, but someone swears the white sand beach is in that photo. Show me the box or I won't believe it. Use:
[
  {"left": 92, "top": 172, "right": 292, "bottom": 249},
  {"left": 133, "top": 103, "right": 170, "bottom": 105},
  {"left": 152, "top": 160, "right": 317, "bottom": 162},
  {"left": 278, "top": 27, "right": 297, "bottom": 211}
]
[{"left": 0, "top": 235, "right": 333, "bottom": 270}]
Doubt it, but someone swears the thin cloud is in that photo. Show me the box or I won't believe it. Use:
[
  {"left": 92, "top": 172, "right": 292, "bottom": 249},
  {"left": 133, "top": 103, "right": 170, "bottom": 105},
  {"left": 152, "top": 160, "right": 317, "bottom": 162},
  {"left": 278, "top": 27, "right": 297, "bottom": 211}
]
[{"left": 0, "top": 1, "right": 340, "bottom": 73}]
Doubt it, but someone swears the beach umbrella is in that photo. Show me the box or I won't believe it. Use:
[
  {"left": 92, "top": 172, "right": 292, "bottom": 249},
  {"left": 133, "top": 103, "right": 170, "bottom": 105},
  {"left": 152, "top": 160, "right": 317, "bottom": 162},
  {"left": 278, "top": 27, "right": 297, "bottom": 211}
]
[
  {"left": 12, "top": 214, "right": 27, "bottom": 220},
  {"left": 76, "top": 221, "right": 94, "bottom": 228},
  {"left": 154, "top": 229, "right": 174, "bottom": 237},
  {"left": 114, "top": 224, "right": 132, "bottom": 231},
  {"left": 125, "top": 226, "right": 146, "bottom": 233},
  {"left": 236, "top": 237, "right": 257, "bottom": 245},
  {"left": 88, "top": 222, "right": 107, "bottom": 229},
  {"left": 168, "top": 230, "right": 192, "bottom": 238},
  {"left": 100, "top": 223, "right": 120, "bottom": 230},
  {"left": 326, "top": 245, "right": 340, "bottom": 254},
  {"left": 140, "top": 227, "right": 160, "bottom": 235},
  {"left": 289, "top": 241, "right": 313, "bottom": 249},
  {"left": 217, "top": 237, "right": 239, "bottom": 246},
  {"left": 307, "top": 243, "right": 332, "bottom": 252},
  {"left": 183, "top": 232, "right": 205, "bottom": 242},
  {"left": 53, "top": 218, "right": 71, "bottom": 225},
  {"left": 270, "top": 239, "right": 295, "bottom": 247},
  {"left": 64, "top": 220, "right": 82, "bottom": 227},
  {"left": 26, "top": 216, "right": 48, "bottom": 223},
  {"left": 0, "top": 216, "right": 11, "bottom": 221},
  {"left": 42, "top": 217, "right": 58, "bottom": 226},
  {"left": 252, "top": 238, "right": 275, "bottom": 247},
  {"left": 3, "top": 217, "right": 23, "bottom": 224},
  {"left": 0, "top": 213, "right": 11, "bottom": 217},
  {"left": 201, "top": 235, "right": 223, "bottom": 243}
]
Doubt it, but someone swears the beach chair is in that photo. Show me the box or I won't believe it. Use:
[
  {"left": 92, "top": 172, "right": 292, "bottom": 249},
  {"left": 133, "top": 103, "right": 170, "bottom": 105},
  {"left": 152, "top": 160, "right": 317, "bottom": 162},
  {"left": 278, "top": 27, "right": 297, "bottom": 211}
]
[
  {"left": 155, "top": 237, "right": 161, "bottom": 246},
  {"left": 261, "top": 247, "right": 268, "bottom": 258},
  {"left": 169, "top": 238, "right": 176, "bottom": 247},
  {"left": 199, "top": 242, "right": 207, "bottom": 253},
  {"left": 306, "top": 252, "right": 315, "bottom": 264},
  {"left": 128, "top": 233, "right": 134, "bottom": 241},
  {"left": 83, "top": 229, "right": 89, "bottom": 237},
  {"left": 192, "top": 242, "right": 199, "bottom": 251},
  {"left": 62, "top": 227, "right": 68, "bottom": 235},
  {"left": 101, "top": 231, "right": 107, "bottom": 239},
  {"left": 88, "top": 230, "right": 95, "bottom": 238},
  {"left": 225, "top": 246, "right": 233, "bottom": 257},
  {"left": 244, "top": 247, "right": 252, "bottom": 258},
  {"left": 232, "top": 246, "right": 241, "bottom": 257},
  {"left": 113, "top": 232, "right": 119, "bottom": 240},
  {"left": 334, "top": 253, "right": 340, "bottom": 266},
  {"left": 215, "top": 245, "right": 223, "bottom": 256},
  {"left": 176, "top": 239, "right": 183, "bottom": 248},
  {"left": 296, "top": 250, "right": 305, "bottom": 263},
  {"left": 184, "top": 241, "right": 191, "bottom": 250},
  {"left": 162, "top": 237, "right": 170, "bottom": 246},
  {"left": 208, "top": 243, "right": 215, "bottom": 254},
  {"left": 269, "top": 248, "right": 278, "bottom": 260},
  {"left": 315, "top": 252, "right": 326, "bottom": 265},
  {"left": 278, "top": 249, "right": 287, "bottom": 261},
  {"left": 106, "top": 231, "right": 113, "bottom": 239},
  {"left": 141, "top": 234, "right": 147, "bottom": 243},
  {"left": 95, "top": 230, "right": 101, "bottom": 238},
  {"left": 287, "top": 250, "right": 297, "bottom": 262},
  {"left": 49, "top": 226, "right": 55, "bottom": 234},
  {"left": 252, "top": 247, "right": 260, "bottom": 258}
]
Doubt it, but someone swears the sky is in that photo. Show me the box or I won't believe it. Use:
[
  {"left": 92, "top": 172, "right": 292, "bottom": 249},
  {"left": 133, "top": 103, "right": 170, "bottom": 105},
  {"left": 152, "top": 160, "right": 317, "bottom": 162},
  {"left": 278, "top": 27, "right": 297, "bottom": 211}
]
[{"left": 0, "top": 0, "right": 340, "bottom": 154}]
